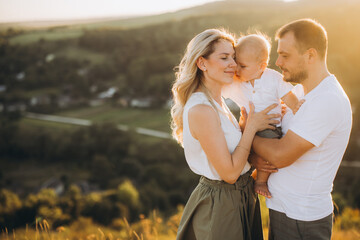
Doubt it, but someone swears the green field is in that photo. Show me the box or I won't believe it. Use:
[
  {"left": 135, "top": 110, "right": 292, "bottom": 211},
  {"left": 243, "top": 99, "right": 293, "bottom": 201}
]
[
  {"left": 21, "top": 105, "right": 171, "bottom": 135},
  {"left": 54, "top": 46, "right": 107, "bottom": 65},
  {"left": 19, "top": 118, "right": 81, "bottom": 133},
  {"left": 18, "top": 106, "right": 172, "bottom": 149},
  {"left": 56, "top": 105, "right": 171, "bottom": 132},
  {"left": 21, "top": 88, "right": 60, "bottom": 98},
  {"left": 9, "top": 29, "right": 83, "bottom": 45}
]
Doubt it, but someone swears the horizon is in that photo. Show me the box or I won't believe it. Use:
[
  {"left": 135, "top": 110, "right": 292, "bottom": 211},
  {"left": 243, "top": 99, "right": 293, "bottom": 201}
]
[
  {"left": 0, "top": 0, "right": 218, "bottom": 24},
  {"left": 0, "top": 0, "right": 299, "bottom": 24}
]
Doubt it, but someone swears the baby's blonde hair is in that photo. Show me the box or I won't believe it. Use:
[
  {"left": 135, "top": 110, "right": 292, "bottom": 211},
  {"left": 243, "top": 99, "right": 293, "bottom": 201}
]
[{"left": 236, "top": 32, "right": 272, "bottom": 64}]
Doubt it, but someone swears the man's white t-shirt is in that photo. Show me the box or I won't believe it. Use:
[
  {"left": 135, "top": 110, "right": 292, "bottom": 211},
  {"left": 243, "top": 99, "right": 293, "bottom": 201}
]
[
  {"left": 266, "top": 75, "right": 352, "bottom": 221},
  {"left": 222, "top": 68, "right": 293, "bottom": 127}
]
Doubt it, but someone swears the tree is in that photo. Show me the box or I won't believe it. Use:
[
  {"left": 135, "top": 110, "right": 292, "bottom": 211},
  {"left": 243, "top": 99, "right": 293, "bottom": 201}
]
[{"left": 0, "top": 189, "right": 22, "bottom": 228}]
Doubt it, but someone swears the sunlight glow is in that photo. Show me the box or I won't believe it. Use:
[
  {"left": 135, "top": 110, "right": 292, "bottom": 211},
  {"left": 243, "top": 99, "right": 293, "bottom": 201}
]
[{"left": 0, "top": 0, "right": 217, "bottom": 23}]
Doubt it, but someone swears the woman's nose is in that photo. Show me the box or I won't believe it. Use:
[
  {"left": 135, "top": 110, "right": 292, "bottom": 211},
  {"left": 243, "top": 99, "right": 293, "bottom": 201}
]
[{"left": 230, "top": 58, "right": 237, "bottom": 68}]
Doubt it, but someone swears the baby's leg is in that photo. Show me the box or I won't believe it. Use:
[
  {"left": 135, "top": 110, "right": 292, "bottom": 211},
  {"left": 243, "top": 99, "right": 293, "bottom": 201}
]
[
  {"left": 255, "top": 170, "right": 272, "bottom": 198},
  {"left": 254, "top": 128, "right": 281, "bottom": 198},
  {"left": 254, "top": 128, "right": 282, "bottom": 198}
]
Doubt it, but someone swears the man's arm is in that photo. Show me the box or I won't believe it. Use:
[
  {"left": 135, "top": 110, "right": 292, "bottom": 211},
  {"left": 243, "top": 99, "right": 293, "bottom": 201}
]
[
  {"left": 252, "top": 130, "right": 314, "bottom": 168},
  {"left": 248, "top": 153, "right": 278, "bottom": 173}
]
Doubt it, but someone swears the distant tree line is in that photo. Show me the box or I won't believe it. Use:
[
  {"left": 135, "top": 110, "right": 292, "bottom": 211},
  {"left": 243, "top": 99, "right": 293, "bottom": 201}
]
[{"left": 0, "top": 118, "right": 198, "bottom": 229}]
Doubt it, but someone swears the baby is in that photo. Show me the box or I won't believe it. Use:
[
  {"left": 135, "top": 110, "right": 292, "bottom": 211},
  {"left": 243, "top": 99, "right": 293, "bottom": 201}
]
[{"left": 222, "top": 33, "right": 302, "bottom": 198}]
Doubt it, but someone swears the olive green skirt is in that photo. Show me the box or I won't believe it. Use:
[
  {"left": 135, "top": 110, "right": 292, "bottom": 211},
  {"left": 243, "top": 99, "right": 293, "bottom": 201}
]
[{"left": 177, "top": 169, "right": 263, "bottom": 240}]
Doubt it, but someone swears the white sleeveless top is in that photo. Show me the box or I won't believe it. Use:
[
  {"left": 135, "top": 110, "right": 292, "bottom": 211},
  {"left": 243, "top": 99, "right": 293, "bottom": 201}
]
[{"left": 183, "top": 92, "right": 251, "bottom": 180}]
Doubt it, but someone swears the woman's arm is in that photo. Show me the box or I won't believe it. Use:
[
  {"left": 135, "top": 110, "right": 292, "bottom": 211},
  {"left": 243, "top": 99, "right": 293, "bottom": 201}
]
[{"left": 188, "top": 103, "right": 279, "bottom": 184}]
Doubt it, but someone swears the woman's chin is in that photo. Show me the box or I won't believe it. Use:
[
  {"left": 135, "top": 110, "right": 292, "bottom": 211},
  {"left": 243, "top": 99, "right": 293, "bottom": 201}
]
[{"left": 223, "top": 77, "right": 234, "bottom": 85}]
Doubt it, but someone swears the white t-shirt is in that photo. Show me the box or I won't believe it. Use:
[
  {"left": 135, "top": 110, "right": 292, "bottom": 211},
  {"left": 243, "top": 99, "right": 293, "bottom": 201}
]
[
  {"left": 222, "top": 68, "right": 294, "bottom": 127},
  {"left": 183, "top": 92, "right": 251, "bottom": 180},
  {"left": 266, "top": 75, "right": 353, "bottom": 221}
]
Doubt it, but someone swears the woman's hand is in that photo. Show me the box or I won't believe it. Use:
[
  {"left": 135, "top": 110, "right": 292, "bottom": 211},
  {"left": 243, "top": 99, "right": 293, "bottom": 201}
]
[
  {"left": 239, "top": 106, "right": 247, "bottom": 132},
  {"left": 281, "top": 101, "right": 287, "bottom": 120},
  {"left": 246, "top": 102, "right": 280, "bottom": 132}
]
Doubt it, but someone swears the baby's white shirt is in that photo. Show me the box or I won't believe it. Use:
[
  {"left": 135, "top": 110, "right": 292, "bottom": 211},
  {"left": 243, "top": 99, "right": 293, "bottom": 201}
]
[{"left": 222, "top": 68, "right": 294, "bottom": 127}]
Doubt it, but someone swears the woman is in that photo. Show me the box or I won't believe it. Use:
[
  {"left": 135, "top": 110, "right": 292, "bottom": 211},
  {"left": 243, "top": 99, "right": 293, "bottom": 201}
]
[{"left": 171, "top": 29, "right": 279, "bottom": 240}]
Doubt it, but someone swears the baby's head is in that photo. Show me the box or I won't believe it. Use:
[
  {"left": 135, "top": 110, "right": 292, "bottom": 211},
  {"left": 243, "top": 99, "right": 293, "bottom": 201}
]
[{"left": 235, "top": 33, "right": 271, "bottom": 82}]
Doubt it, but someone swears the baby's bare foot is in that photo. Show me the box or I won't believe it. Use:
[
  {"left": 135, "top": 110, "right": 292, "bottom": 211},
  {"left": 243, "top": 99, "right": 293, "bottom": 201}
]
[{"left": 254, "top": 182, "right": 272, "bottom": 198}]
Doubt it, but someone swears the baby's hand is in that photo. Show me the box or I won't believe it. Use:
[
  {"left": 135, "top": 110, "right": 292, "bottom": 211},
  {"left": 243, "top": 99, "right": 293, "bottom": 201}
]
[{"left": 292, "top": 99, "right": 305, "bottom": 114}]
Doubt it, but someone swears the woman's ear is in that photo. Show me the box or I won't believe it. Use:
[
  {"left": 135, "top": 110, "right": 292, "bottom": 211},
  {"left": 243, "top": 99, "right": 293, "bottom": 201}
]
[{"left": 197, "top": 57, "right": 207, "bottom": 71}]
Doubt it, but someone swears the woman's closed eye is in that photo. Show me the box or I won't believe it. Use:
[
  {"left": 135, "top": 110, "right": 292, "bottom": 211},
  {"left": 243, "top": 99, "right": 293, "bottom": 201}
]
[
  {"left": 222, "top": 56, "right": 234, "bottom": 60},
  {"left": 220, "top": 54, "right": 235, "bottom": 60}
]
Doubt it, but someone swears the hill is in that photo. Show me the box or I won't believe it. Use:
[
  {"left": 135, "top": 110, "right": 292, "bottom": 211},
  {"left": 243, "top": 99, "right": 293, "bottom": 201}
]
[
  {"left": 0, "top": 0, "right": 359, "bottom": 230},
  {"left": 3, "top": 0, "right": 357, "bottom": 44}
]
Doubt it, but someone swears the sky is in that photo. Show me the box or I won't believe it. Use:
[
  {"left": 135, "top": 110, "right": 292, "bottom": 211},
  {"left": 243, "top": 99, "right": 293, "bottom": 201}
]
[{"left": 0, "top": 0, "right": 220, "bottom": 23}]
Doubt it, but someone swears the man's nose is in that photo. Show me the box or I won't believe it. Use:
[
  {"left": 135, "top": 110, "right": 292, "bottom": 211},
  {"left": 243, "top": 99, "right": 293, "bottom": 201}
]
[{"left": 275, "top": 57, "right": 281, "bottom": 67}]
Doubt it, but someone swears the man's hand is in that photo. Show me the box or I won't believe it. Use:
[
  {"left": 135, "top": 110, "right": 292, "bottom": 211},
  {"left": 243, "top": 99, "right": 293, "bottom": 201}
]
[{"left": 249, "top": 153, "right": 278, "bottom": 173}]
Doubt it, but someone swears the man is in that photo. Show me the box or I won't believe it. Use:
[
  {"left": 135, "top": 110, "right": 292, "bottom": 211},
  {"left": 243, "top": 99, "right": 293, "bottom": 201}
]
[{"left": 251, "top": 19, "right": 352, "bottom": 240}]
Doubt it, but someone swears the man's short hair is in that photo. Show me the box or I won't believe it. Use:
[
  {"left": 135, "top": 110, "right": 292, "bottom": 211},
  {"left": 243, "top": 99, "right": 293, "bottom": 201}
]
[{"left": 275, "top": 19, "right": 328, "bottom": 59}]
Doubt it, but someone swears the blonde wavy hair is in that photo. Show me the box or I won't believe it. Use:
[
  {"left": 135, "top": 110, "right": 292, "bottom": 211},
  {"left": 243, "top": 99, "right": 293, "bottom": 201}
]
[{"left": 171, "top": 29, "right": 235, "bottom": 145}]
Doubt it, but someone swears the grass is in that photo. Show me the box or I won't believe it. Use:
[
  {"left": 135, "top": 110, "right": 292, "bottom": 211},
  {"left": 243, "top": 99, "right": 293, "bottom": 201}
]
[
  {"left": 18, "top": 105, "right": 172, "bottom": 151},
  {"left": 19, "top": 118, "right": 82, "bottom": 134},
  {"left": 9, "top": 29, "right": 83, "bottom": 45},
  {"left": 2, "top": 198, "right": 359, "bottom": 240},
  {"left": 56, "top": 105, "right": 171, "bottom": 132},
  {"left": 54, "top": 46, "right": 107, "bottom": 65},
  {"left": 21, "top": 87, "right": 61, "bottom": 98},
  {"left": 19, "top": 104, "right": 171, "bottom": 138}
]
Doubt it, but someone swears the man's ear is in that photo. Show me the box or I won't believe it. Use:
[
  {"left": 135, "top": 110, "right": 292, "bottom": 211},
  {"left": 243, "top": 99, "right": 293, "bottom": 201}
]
[
  {"left": 307, "top": 48, "right": 317, "bottom": 63},
  {"left": 197, "top": 57, "right": 207, "bottom": 71}
]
